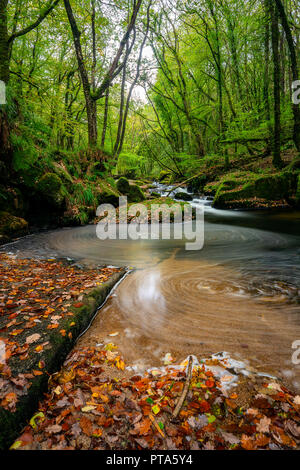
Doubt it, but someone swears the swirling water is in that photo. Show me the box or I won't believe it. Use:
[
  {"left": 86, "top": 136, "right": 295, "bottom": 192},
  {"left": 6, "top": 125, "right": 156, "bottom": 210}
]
[{"left": 2, "top": 189, "right": 300, "bottom": 389}]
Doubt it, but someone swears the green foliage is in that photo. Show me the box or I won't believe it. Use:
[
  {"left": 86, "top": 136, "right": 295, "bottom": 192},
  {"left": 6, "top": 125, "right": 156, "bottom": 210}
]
[
  {"left": 71, "top": 183, "right": 97, "bottom": 207},
  {"left": 116, "top": 153, "right": 148, "bottom": 178},
  {"left": 10, "top": 133, "right": 39, "bottom": 172}
]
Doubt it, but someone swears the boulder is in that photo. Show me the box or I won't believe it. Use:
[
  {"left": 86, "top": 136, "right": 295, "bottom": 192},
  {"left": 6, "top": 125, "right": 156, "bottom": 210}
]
[
  {"left": 174, "top": 191, "right": 193, "bottom": 201},
  {"left": 0, "top": 211, "right": 28, "bottom": 242},
  {"left": 36, "top": 173, "right": 65, "bottom": 208},
  {"left": 117, "top": 177, "right": 130, "bottom": 194}
]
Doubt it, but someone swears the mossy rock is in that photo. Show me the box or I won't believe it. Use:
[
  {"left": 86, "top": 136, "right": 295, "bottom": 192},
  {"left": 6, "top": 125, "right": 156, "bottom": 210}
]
[
  {"left": 254, "top": 172, "right": 297, "bottom": 200},
  {"left": 213, "top": 172, "right": 297, "bottom": 208},
  {"left": 36, "top": 173, "right": 65, "bottom": 207},
  {"left": 98, "top": 182, "right": 120, "bottom": 208},
  {"left": 117, "top": 177, "right": 131, "bottom": 194},
  {"left": 213, "top": 182, "right": 255, "bottom": 208},
  {"left": 0, "top": 211, "right": 28, "bottom": 239},
  {"left": 174, "top": 192, "right": 193, "bottom": 201},
  {"left": 127, "top": 184, "right": 145, "bottom": 203},
  {"left": 116, "top": 178, "right": 145, "bottom": 203}
]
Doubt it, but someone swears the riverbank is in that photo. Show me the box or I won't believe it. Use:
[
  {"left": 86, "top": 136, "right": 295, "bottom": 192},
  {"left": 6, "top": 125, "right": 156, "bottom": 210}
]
[
  {"left": 159, "top": 152, "right": 300, "bottom": 210},
  {"left": 10, "top": 346, "right": 300, "bottom": 450},
  {"left": 0, "top": 253, "right": 125, "bottom": 449}
]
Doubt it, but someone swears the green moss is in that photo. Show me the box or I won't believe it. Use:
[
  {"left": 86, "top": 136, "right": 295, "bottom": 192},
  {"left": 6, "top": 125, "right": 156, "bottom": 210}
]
[
  {"left": 127, "top": 184, "right": 145, "bottom": 203},
  {"left": 158, "top": 170, "right": 172, "bottom": 182},
  {"left": 116, "top": 177, "right": 145, "bottom": 203},
  {"left": 97, "top": 181, "right": 120, "bottom": 207},
  {"left": 174, "top": 192, "right": 193, "bottom": 201},
  {"left": 117, "top": 177, "right": 130, "bottom": 194},
  {"left": 254, "top": 172, "right": 297, "bottom": 200},
  {"left": 36, "top": 173, "right": 64, "bottom": 207},
  {"left": 213, "top": 171, "right": 298, "bottom": 208},
  {"left": 0, "top": 211, "right": 28, "bottom": 238}
]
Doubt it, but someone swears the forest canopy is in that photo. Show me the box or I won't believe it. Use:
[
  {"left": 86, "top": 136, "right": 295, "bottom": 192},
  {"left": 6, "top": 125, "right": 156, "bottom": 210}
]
[{"left": 0, "top": 0, "right": 300, "bottom": 232}]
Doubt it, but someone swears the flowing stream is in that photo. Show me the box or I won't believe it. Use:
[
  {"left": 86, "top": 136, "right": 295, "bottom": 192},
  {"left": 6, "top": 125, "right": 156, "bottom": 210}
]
[{"left": 2, "top": 184, "right": 300, "bottom": 389}]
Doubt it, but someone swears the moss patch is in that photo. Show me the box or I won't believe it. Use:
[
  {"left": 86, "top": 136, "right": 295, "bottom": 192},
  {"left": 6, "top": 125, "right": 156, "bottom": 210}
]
[{"left": 0, "top": 211, "right": 28, "bottom": 242}]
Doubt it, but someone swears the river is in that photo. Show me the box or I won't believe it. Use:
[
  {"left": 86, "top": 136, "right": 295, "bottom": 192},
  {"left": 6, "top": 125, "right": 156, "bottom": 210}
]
[{"left": 2, "top": 184, "right": 300, "bottom": 390}]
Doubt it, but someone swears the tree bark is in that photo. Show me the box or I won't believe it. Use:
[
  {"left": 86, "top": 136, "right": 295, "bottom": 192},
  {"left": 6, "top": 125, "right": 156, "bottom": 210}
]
[
  {"left": 274, "top": 0, "right": 300, "bottom": 152},
  {"left": 0, "top": 0, "right": 9, "bottom": 84},
  {"left": 271, "top": 1, "right": 283, "bottom": 167},
  {"left": 101, "top": 87, "right": 109, "bottom": 148},
  {"left": 63, "top": 0, "right": 98, "bottom": 147}
]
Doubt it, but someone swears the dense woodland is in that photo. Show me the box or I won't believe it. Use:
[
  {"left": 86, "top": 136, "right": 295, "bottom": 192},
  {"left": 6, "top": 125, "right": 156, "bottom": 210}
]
[{"left": 0, "top": 0, "right": 300, "bottom": 238}]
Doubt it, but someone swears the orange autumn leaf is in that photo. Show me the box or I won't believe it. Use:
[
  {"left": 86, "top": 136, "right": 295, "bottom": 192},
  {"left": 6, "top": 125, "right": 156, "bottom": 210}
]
[
  {"left": 80, "top": 416, "right": 93, "bottom": 436},
  {"left": 47, "top": 324, "right": 59, "bottom": 329}
]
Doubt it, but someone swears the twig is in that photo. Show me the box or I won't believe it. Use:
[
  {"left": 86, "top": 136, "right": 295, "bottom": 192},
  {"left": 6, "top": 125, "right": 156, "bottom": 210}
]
[
  {"left": 149, "top": 413, "right": 165, "bottom": 438},
  {"left": 171, "top": 355, "right": 193, "bottom": 420}
]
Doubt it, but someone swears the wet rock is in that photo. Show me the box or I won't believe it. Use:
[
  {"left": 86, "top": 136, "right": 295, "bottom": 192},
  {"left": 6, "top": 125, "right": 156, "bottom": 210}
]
[
  {"left": 174, "top": 192, "right": 193, "bottom": 201},
  {"left": 0, "top": 211, "right": 28, "bottom": 240}
]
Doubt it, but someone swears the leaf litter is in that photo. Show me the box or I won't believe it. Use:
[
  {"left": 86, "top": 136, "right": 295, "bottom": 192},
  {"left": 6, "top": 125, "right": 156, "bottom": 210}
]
[{"left": 10, "top": 346, "right": 300, "bottom": 450}]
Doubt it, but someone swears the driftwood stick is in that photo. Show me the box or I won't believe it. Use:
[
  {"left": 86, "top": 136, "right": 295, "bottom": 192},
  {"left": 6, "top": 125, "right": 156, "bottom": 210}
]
[{"left": 172, "top": 355, "right": 193, "bottom": 420}]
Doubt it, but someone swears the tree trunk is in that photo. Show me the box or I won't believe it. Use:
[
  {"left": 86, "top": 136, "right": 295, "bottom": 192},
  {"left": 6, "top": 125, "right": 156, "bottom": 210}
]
[
  {"left": 101, "top": 87, "right": 109, "bottom": 148},
  {"left": 271, "top": 1, "right": 283, "bottom": 167},
  {"left": 274, "top": 0, "right": 300, "bottom": 152},
  {"left": 0, "top": 0, "right": 11, "bottom": 166},
  {"left": 0, "top": 0, "right": 9, "bottom": 84},
  {"left": 64, "top": 0, "right": 98, "bottom": 148},
  {"left": 263, "top": 0, "right": 272, "bottom": 153}
]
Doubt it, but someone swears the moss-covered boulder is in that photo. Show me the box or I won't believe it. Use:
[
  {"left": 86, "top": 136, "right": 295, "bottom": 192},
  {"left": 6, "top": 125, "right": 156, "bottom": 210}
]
[
  {"left": 174, "top": 191, "right": 193, "bottom": 201},
  {"left": 213, "top": 172, "right": 298, "bottom": 208},
  {"left": 127, "top": 184, "right": 145, "bottom": 203},
  {"left": 254, "top": 172, "right": 297, "bottom": 200},
  {"left": 0, "top": 211, "right": 28, "bottom": 242},
  {"left": 117, "top": 177, "right": 131, "bottom": 194},
  {"left": 36, "top": 173, "right": 65, "bottom": 208},
  {"left": 116, "top": 177, "right": 145, "bottom": 203},
  {"left": 97, "top": 182, "right": 120, "bottom": 208}
]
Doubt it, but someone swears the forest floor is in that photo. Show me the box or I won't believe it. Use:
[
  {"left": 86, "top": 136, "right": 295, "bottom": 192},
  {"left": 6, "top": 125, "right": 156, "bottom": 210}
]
[
  {"left": 9, "top": 345, "right": 300, "bottom": 451},
  {"left": 0, "top": 253, "right": 123, "bottom": 449},
  {"left": 1, "top": 246, "right": 300, "bottom": 450}
]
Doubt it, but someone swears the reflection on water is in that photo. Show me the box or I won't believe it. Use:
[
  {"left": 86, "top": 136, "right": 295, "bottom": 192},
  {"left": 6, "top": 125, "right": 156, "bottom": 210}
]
[{"left": 1, "top": 204, "right": 300, "bottom": 389}]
